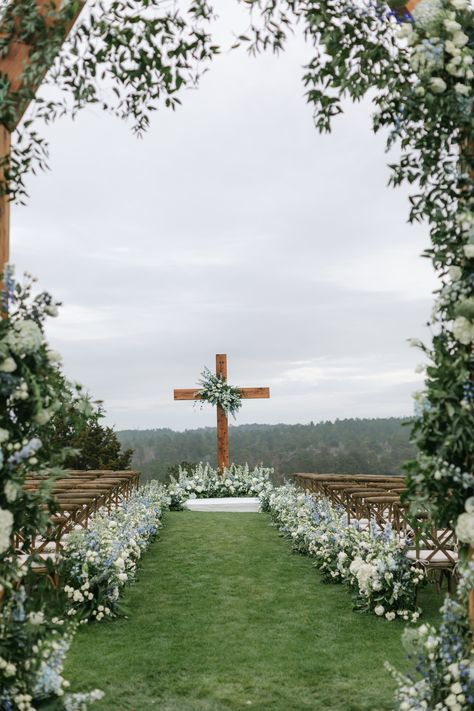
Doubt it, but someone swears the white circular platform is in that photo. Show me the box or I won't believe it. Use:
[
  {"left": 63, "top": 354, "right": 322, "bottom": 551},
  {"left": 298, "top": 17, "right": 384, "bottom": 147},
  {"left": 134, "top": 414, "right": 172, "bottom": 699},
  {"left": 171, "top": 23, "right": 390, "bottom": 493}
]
[{"left": 184, "top": 497, "right": 261, "bottom": 512}]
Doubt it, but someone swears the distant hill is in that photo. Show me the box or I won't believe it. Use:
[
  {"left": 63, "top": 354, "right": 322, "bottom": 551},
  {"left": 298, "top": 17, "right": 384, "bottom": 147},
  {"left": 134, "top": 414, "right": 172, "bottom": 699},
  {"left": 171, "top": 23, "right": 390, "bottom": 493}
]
[{"left": 118, "top": 417, "right": 415, "bottom": 482}]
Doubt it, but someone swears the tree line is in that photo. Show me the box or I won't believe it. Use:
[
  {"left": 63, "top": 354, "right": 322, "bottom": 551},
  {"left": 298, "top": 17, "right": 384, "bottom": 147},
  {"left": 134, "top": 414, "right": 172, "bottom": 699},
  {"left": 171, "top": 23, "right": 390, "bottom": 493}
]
[{"left": 117, "top": 418, "right": 415, "bottom": 482}]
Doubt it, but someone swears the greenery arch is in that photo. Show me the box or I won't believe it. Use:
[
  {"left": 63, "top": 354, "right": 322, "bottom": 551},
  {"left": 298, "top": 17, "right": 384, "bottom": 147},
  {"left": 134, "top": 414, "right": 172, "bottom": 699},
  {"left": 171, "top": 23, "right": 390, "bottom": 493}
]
[{"left": 0, "top": 0, "right": 473, "bottom": 708}]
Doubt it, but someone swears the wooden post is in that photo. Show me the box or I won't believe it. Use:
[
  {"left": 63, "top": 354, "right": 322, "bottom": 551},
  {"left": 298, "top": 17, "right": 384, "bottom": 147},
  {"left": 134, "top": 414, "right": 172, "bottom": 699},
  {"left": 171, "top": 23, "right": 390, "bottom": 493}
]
[
  {"left": 0, "top": 126, "right": 10, "bottom": 276},
  {"left": 216, "top": 353, "right": 229, "bottom": 472}
]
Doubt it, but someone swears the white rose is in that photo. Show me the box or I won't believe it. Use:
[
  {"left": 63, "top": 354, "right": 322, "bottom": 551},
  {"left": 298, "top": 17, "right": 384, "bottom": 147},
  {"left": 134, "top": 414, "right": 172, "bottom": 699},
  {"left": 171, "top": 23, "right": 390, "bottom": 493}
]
[
  {"left": 117, "top": 572, "right": 128, "bottom": 582},
  {"left": 450, "top": 682, "right": 463, "bottom": 695},
  {"left": 0, "top": 508, "right": 14, "bottom": 553},
  {"left": 455, "top": 512, "right": 474, "bottom": 545},
  {"left": 464, "top": 244, "right": 474, "bottom": 259},
  {"left": 449, "top": 265, "right": 462, "bottom": 281},
  {"left": 374, "top": 605, "right": 385, "bottom": 616},
  {"left": 0, "top": 357, "right": 16, "bottom": 373},
  {"left": 385, "top": 611, "right": 396, "bottom": 621},
  {"left": 430, "top": 77, "right": 447, "bottom": 93},
  {"left": 455, "top": 83, "right": 471, "bottom": 96}
]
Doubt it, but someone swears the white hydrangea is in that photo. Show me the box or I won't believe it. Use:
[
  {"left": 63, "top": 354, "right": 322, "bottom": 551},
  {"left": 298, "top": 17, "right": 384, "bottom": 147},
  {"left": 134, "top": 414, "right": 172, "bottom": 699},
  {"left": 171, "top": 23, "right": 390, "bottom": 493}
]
[
  {"left": 411, "top": 0, "right": 444, "bottom": 28},
  {"left": 0, "top": 507, "right": 14, "bottom": 553},
  {"left": 4, "top": 480, "right": 18, "bottom": 503},
  {"left": 5, "top": 319, "right": 43, "bottom": 355},
  {"left": 455, "top": 512, "right": 474, "bottom": 545},
  {"left": 452, "top": 316, "right": 474, "bottom": 344}
]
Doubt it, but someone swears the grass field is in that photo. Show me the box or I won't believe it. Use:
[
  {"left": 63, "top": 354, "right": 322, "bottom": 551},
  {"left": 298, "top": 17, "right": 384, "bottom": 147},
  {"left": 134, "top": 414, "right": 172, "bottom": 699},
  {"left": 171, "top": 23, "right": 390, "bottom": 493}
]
[{"left": 64, "top": 511, "right": 441, "bottom": 711}]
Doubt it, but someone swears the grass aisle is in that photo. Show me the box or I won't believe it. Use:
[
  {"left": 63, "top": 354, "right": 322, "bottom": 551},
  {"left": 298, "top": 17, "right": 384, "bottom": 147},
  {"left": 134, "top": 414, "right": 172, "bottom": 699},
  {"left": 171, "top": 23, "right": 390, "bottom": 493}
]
[{"left": 65, "top": 512, "right": 439, "bottom": 711}]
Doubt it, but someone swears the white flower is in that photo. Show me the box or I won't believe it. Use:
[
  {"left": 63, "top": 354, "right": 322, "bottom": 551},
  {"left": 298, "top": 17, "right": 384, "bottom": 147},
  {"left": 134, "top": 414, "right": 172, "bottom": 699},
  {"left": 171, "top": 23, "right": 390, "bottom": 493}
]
[
  {"left": 0, "top": 357, "right": 16, "bottom": 373},
  {"left": 5, "top": 319, "right": 43, "bottom": 355},
  {"left": 117, "top": 572, "right": 128, "bottom": 582},
  {"left": 455, "top": 83, "right": 471, "bottom": 96},
  {"left": 28, "top": 611, "right": 45, "bottom": 625},
  {"left": 430, "top": 77, "right": 447, "bottom": 93},
  {"left": 465, "top": 497, "right": 474, "bottom": 514},
  {"left": 463, "top": 244, "right": 474, "bottom": 259},
  {"left": 46, "top": 349, "right": 62, "bottom": 363},
  {"left": 385, "top": 611, "right": 396, "bottom": 621},
  {"left": 452, "top": 31, "right": 469, "bottom": 47},
  {"left": 34, "top": 409, "right": 53, "bottom": 426},
  {"left": 4, "top": 481, "right": 18, "bottom": 503},
  {"left": 451, "top": 0, "right": 468, "bottom": 8},
  {"left": 444, "top": 19, "right": 462, "bottom": 32},
  {"left": 44, "top": 303, "right": 59, "bottom": 317},
  {"left": 449, "top": 265, "right": 462, "bottom": 281},
  {"left": 0, "top": 507, "right": 14, "bottom": 553},
  {"left": 452, "top": 316, "right": 474, "bottom": 345},
  {"left": 450, "top": 682, "right": 463, "bottom": 695},
  {"left": 455, "top": 512, "right": 474, "bottom": 545},
  {"left": 411, "top": 0, "right": 444, "bottom": 28},
  {"left": 375, "top": 605, "right": 385, "bottom": 616}
]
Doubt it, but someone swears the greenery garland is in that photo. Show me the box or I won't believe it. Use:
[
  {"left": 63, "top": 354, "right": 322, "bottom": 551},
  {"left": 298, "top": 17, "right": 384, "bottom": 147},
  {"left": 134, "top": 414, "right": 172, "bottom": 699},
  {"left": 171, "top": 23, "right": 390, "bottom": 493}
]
[
  {"left": 196, "top": 367, "right": 242, "bottom": 418},
  {"left": 0, "top": 270, "right": 101, "bottom": 708}
]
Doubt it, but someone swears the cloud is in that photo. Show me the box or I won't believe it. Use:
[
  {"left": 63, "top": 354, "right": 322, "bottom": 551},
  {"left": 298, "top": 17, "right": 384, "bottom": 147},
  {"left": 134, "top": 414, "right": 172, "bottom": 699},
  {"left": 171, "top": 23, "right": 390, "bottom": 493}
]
[{"left": 10, "top": 11, "right": 436, "bottom": 431}]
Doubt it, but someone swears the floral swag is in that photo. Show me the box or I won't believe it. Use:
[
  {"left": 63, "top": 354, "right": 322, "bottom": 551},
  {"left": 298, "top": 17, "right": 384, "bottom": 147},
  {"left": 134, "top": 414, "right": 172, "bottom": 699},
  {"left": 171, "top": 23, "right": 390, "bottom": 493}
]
[{"left": 196, "top": 367, "right": 242, "bottom": 418}]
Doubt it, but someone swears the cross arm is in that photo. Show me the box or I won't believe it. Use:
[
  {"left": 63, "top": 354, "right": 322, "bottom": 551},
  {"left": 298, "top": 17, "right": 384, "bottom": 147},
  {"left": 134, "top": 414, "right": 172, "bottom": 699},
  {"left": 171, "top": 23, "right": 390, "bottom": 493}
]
[
  {"left": 174, "top": 387, "right": 270, "bottom": 401},
  {"left": 174, "top": 389, "right": 204, "bottom": 401},
  {"left": 240, "top": 387, "right": 270, "bottom": 399}
]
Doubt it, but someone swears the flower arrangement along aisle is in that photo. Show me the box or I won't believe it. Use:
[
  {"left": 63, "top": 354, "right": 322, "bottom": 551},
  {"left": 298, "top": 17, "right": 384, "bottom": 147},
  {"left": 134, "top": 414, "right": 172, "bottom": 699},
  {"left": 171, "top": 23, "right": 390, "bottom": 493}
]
[
  {"left": 0, "top": 269, "right": 104, "bottom": 710},
  {"left": 261, "top": 484, "right": 424, "bottom": 621},
  {"left": 59, "top": 481, "right": 169, "bottom": 620},
  {"left": 167, "top": 462, "right": 273, "bottom": 510}
]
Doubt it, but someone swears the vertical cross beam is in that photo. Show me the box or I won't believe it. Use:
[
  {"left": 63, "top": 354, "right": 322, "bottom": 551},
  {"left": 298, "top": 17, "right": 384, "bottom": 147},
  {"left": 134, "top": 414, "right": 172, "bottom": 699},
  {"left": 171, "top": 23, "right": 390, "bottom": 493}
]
[
  {"left": 0, "top": 127, "right": 10, "bottom": 276},
  {"left": 215, "top": 353, "right": 229, "bottom": 471}
]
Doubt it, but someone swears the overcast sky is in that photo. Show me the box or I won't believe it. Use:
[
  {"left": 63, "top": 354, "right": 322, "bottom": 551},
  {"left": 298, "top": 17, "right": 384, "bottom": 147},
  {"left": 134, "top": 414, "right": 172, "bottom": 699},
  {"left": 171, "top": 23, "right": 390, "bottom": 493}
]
[{"left": 11, "top": 4, "right": 437, "bottom": 431}]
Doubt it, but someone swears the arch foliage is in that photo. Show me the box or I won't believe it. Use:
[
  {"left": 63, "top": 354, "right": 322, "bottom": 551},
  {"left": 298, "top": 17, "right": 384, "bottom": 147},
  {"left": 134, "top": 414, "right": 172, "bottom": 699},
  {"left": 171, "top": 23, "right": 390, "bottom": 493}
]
[{"left": 0, "top": 0, "right": 473, "bottom": 708}]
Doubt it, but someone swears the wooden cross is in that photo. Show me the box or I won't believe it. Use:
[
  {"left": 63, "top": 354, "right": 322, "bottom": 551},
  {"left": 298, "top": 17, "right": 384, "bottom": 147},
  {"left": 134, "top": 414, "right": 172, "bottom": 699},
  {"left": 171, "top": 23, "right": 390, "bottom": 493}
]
[
  {"left": 174, "top": 354, "right": 270, "bottom": 471},
  {"left": 0, "top": 0, "right": 86, "bottom": 273}
]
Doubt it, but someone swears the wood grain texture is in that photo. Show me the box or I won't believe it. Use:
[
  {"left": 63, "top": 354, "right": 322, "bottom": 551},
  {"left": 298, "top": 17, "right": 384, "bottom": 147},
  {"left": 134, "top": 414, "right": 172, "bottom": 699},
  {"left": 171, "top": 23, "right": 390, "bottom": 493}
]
[
  {"left": 0, "top": 0, "right": 85, "bottom": 129},
  {"left": 0, "top": 126, "right": 10, "bottom": 277},
  {"left": 173, "top": 389, "right": 203, "bottom": 400}
]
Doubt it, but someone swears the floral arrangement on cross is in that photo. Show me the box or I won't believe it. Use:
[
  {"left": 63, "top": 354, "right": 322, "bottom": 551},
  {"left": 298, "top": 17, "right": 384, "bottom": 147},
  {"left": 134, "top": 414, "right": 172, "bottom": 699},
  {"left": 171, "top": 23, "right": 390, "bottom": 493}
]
[{"left": 196, "top": 366, "right": 242, "bottom": 418}]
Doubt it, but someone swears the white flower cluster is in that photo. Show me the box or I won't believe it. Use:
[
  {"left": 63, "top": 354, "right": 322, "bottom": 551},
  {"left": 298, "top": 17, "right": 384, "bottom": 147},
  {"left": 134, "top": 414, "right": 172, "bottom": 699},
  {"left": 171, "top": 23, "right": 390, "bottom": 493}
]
[
  {"left": 168, "top": 462, "right": 273, "bottom": 508},
  {"left": 390, "top": 595, "right": 474, "bottom": 711},
  {"left": 196, "top": 367, "right": 242, "bottom": 417},
  {"left": 61, "top": 481, "right": 170, "bottom": 620},
  {"left": 397, "top": 0, "right": 473, "bottom": 100},
  {"left": 262, "top": 483, "right": 424, "bottom": 619},
  {"left": 455, "top": 497, "right": 474, "bottom": 546},
  {"left": 0, "top": 507, "right": 14, "bottom": 553}
]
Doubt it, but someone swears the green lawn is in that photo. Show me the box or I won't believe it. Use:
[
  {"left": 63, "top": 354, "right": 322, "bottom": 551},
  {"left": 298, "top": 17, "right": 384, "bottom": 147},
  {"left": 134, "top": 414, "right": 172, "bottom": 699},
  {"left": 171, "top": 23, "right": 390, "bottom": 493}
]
[{"left": 64, "top": 512, "right": 441, "bottom": 711}]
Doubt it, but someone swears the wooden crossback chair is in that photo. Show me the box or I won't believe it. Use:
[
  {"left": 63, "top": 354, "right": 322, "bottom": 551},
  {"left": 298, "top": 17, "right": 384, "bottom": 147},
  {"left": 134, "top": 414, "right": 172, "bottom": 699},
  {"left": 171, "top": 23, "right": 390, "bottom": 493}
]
[
  {"left": 16, "top": 470, "right": 141, "bottom": 578},
  {"left": 393, "top": 503, "right": 459, "bottom": 592}
]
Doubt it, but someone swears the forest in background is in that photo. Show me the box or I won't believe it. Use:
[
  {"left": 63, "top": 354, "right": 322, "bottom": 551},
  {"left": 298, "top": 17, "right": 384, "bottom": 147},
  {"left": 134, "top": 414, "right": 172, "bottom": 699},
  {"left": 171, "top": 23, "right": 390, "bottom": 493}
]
[{"left": 118, "top": 417, "right": 415, "bottom": 482}]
